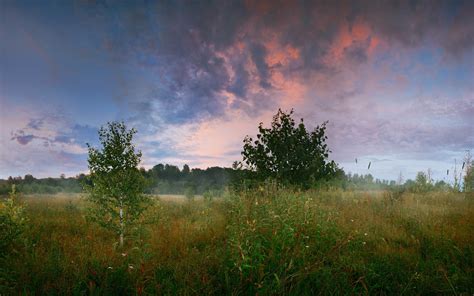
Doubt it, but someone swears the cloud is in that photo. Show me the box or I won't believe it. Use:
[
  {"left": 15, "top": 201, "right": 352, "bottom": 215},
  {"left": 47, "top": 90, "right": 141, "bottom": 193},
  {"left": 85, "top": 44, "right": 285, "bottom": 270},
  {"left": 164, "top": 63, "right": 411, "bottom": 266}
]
[
  {"left": 228, "top": 61, "right": 250, "bottom": 98},
  {"left": 249, "top": 42, "right": 272, "bottom": 89},
  {"left": 26, "top": 118, "right": 44, "bottom": 130},
  {"left": 0, "top": 102, "right": 99, "bottom": 178},
  {"left": 82, "top": 0, "right": 473, "bottom": 127},
  {"left": 9, "top": 115, "right": 97, "bottom": 152},
  {"left": 13, "top": 134, "right": 35, "bottom": 145}
]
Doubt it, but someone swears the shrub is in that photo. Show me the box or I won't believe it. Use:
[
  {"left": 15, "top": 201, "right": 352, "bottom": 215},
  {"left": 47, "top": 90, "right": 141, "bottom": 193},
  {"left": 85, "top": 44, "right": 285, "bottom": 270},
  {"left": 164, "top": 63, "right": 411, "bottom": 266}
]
[
  {"left": 226, "top": 189, "right": 346, "bottom": 294},
  {"left": 0, "top": 185, "right": 28, "bottom": 257}
]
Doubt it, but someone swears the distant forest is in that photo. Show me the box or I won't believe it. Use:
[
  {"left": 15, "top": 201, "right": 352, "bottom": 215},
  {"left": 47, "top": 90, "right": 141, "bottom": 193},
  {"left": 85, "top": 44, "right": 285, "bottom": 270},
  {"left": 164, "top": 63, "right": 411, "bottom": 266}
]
[{"left": 0, "top": 163, "right": 454, "bottom": 196}]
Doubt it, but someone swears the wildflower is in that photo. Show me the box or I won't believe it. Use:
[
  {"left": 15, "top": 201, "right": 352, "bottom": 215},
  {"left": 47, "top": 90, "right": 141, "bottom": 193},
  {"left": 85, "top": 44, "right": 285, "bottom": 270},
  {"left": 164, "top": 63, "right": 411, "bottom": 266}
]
[
  {"left": 128, "top": 264, "right": 134, "bottom": 270},
  {"left": 107, "top": 266, "right": 113, "bottom": 270},
  {"left": 350, "top": 219, "right": 354, "bottom": 222},
  {"left": 121, "top": 253, "right": 127, "bottom": 257},
  {"left": 364, "top": 233, "right": 368, "bottom": 236},
  {"left": 362, "top": 241, "right": 366, "bottom": 245}
]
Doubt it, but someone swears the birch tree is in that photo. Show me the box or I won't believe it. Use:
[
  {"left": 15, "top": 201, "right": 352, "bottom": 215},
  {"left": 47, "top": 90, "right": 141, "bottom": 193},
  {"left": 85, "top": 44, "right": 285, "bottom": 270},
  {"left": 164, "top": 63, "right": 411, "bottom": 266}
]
[{"left": 84, "top": 121, "right": 149, "bottom": 247}]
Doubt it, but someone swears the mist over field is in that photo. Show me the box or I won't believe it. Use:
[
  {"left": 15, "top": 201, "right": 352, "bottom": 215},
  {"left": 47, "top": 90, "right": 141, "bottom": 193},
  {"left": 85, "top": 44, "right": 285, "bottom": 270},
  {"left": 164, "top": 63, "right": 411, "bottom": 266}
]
[{"left": 1, "top": 0, "right": 473, "bottom": 295}]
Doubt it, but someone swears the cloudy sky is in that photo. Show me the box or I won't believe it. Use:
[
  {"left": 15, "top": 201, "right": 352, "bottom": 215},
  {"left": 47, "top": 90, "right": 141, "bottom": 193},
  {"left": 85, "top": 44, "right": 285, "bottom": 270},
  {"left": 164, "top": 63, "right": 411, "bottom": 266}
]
[{"left": 1, "top": 0, "right": 473, "bottom": 182}]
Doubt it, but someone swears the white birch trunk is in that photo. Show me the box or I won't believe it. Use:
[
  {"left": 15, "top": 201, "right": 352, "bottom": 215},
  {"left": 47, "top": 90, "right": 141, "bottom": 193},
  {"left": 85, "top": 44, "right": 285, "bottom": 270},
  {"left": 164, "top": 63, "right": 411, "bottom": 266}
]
[{"left": 119, "top": 201, "right": 124, "bottom": 248}]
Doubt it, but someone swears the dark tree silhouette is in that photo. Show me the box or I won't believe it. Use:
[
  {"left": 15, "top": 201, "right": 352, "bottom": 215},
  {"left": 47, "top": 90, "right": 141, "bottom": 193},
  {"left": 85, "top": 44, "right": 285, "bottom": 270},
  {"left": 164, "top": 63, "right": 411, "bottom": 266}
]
[{"left": 242, "top": 109, "right": 339, "bottom": 188}]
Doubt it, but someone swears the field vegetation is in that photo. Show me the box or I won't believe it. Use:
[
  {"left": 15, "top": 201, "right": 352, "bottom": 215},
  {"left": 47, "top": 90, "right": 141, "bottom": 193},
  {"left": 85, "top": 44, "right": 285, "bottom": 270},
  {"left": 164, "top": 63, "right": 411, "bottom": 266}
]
[{"left": 1, "top": 189, "right": 473, "bottom": 295}]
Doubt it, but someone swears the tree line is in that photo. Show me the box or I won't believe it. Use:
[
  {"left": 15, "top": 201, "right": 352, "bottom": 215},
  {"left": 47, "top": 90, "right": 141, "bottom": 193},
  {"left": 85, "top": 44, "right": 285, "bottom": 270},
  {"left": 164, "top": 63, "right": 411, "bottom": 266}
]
[
  {"left": 1, "top": 109, "right": 472, "bottom": 196},
  {"left": 0, "top": 165, "right": 234, "bottom": 196},
  {"left": 1, "top": 163, "right": 470, "bottom": 196}
]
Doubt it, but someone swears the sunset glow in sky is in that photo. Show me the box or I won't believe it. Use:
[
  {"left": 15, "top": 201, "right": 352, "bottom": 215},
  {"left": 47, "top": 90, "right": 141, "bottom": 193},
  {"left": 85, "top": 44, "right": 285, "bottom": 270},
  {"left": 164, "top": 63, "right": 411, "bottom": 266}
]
[{"left": 1, "top": 0, "right": 473, "bottom": 181}]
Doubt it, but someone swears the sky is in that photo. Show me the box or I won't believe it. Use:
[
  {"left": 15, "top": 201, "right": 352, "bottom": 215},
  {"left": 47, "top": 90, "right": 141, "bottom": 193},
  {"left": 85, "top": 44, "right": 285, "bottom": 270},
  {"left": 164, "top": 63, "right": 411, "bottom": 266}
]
[{"left": 0, "top": 0, "right": 473, "bottom": 182}]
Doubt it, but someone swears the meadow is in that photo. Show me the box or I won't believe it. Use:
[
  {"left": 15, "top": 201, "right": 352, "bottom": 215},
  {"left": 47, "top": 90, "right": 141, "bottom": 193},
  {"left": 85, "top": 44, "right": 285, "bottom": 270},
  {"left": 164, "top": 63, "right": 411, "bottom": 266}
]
[{"left": 1, "top": 189, "right": 473, "bottom": 295}]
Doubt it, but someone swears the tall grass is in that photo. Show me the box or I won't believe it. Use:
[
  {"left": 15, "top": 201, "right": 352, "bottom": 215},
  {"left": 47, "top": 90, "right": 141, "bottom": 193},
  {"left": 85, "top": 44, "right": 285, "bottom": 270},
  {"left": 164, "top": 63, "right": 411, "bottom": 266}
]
[{"left": 1, "top": 190, "right": 473, "bottom": 295}]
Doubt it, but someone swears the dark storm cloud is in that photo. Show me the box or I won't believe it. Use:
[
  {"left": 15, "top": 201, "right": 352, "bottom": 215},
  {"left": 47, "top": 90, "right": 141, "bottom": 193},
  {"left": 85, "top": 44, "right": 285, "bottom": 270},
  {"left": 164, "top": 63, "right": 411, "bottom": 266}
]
[
  {"left": 88, "top": 0, "right": 251, "bottom": 124},
  {"left": 85, "top": 1, "right": 268, "bottom": 123},
  {"left": 344, "top": 39, "right": 370, "bottom": 63},
  {"left": 359, "top": 0, "right": 474, "bottom": 56},
  {"left": 249, "top": 42, "right": 272, "bottom": 89},
  {"left": 228, "top": 62, "right": 250, "bottom": 98},
  {"left": 79, "top": 0, "right": 474, "bottom": 125}
]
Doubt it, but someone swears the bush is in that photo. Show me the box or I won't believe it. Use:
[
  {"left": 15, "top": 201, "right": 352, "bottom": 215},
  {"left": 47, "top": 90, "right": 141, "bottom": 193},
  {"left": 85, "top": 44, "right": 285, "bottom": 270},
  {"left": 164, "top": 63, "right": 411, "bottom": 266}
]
[
  {"left": 0, "top": 185, "right": 28, "bottom": 257},
  {"left": 226, "top": 189, "right": 345, "bottom": 294}
]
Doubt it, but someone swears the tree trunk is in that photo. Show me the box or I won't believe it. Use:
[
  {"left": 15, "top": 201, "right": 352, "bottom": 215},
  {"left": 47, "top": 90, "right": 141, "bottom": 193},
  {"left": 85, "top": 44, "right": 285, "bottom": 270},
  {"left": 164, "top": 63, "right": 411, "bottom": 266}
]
[{"left": 119, "top": 206, "right": 124, "bottom": 248}]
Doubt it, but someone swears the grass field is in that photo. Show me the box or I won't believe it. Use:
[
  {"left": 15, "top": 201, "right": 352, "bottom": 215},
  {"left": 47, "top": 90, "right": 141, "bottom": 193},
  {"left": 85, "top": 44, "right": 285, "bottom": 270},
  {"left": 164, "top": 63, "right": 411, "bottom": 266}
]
[{"left": 1, "top": 190, "right": 473, "bottom": 295}]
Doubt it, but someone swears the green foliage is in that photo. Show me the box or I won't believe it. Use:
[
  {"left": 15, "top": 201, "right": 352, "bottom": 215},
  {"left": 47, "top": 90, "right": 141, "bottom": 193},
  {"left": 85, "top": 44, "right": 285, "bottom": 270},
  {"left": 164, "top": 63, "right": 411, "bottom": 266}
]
[
  {"left": 2, "top": 165, "right": 460, "bottom": 197},
  {"left": 463, "top": 152, "right": 473, "bottom": 193},
  {"left": 3, "top": 190, "right": 473, "bottom": 294},
  {"left": 227, "top": 190, "right": 344, "bottom": 294},
  {"left": 464, "top": 164, "right": 474, "bottom": 193},
  {"left": 84, "top": 122, "right": 149, "bottom": 247},
  {"left": 145, "top": 165, "right": 235, "bottom": 195},
  {"left": 414, "top": 171, "right": 431, "bottom": 193},
  {"left": 242, "top": 109, "right": 339, "bottom": 188},
  {"left": 0, "top": 176, "right": 84, "bottom": 195},
  {"left": 203, "top": 189, "right": 220, "bottom": 202},
  {"left": 182, "top": 164, "right": 190, "bottom": 174},
  {"left": 0, "top": 185, "right": 27, "bottom": 257}
]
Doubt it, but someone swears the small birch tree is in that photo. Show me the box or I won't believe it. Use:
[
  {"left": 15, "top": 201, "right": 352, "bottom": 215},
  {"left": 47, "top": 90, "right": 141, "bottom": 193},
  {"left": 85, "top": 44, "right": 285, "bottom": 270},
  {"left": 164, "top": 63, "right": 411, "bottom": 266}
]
[
  {"left": 84, "top": 121, "right": 149, "bottom": 247},
  {"left": 0, "top": 185, "right": 28, "bottom": 257}
]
